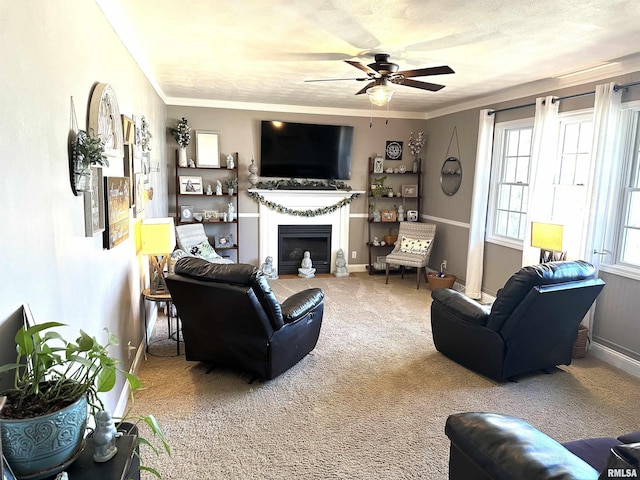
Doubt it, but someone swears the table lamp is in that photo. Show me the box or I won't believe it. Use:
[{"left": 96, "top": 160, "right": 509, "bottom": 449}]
[
  {"left": 531, "top": 222, "right": 566, "bottom": 263},
  {"left": 140, "top": 217, "right": 176, "bottom": 294}
]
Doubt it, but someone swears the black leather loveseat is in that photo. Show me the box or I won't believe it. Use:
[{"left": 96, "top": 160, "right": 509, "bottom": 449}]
[
  {"left": 431, "top": 261, "right": 605, "bottom": 381},
  {"left": 166, "top": 257, "right": 324, "bottom": 380},
  {"left": 445, "top": 412, "right": 640, "bottom": 480}
]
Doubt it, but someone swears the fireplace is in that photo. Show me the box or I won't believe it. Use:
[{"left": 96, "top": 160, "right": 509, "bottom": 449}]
[
  {"left": 278, "top": 225, "right": 332, "bottom": 274},
  {"left": 253, "top": 188, "right": 365, "bottom": 274}
]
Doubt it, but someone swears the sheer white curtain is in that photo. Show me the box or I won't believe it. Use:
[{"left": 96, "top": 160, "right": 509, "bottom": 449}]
[
  {"left": 521, "top": 96, "right": 560, "bottom": 267},
  {"left": 465, "top": 109, "right": 494, "bottom": 299},
  {"left": 581, "top": 82, "right": 623, "bottom": 269}
]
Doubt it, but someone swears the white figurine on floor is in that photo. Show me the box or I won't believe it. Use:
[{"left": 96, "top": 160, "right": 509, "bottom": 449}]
[
  {"left": 298, "top": 251, "right": 316, "bottom": 278},
  {"left": 334, "top": 249, "right": 349, "bottom": 278},
  {"left": 260, "top": 256, "right": 278, "bottom": 280},
  {"left": 93, "top": 410, "right": 118, "bottom": 462}
]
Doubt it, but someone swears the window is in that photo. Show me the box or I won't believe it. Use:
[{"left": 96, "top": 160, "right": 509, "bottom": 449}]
[
  {"left": 618, "top": 112, "right": 640, "bottom": 266},
  {"left": 550, "top": 115, "right": 594, "bottom": 256},
  {"left": 487, "top": 121, "right": 533, "bottom": 248}
]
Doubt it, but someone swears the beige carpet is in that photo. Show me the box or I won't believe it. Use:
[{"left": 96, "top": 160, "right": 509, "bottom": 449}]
[{"left": 131, "top": 273, "right": 640, "bottom": 479}]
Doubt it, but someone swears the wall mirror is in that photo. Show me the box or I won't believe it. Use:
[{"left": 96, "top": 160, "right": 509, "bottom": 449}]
[
  {"left": 195, "top": 130, "right": 220, "bottom": 167},
  {"left": 440, "top": 156, "right": 462, "bottom": 196}
]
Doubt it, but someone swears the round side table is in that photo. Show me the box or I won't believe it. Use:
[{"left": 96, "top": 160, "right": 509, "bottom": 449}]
[{"left": 142, "top": 288, "right": 182, "bottom": 356}]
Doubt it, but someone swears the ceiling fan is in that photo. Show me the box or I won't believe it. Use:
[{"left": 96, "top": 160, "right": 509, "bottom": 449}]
[{"left": 305, "top": 53, "right": 454, "bottom": 104}]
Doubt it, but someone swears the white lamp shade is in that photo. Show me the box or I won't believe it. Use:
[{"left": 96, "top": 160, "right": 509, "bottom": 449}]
[
  {"left": 531, "top": 222, "right": 564, "bottom": 251},
  {"left": 141, "top": 217, "right": 176, "bottom": 255},
  {"left": 367, "top": 85, "right": 395, "bottom": 106}
]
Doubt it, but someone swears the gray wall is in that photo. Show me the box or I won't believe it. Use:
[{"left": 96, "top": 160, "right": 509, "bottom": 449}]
[
  {"left": 425, "top": 73, "right": 640, "bottom": 362},
  {"left": 0, "top": 1, "right": 168, "bottom": 410},
  {"left": 166, "top": 106, "right": 427, "bottom": 267}
]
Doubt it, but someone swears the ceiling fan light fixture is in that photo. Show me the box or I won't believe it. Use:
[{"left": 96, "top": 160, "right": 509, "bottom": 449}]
[{"left": 367, "top": 84, "right": 394, "bottom": 106}]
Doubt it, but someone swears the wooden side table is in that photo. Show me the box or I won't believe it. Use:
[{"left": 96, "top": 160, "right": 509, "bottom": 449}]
[{"left": 142, "top": 288, "right": 182, "bottom": 356}]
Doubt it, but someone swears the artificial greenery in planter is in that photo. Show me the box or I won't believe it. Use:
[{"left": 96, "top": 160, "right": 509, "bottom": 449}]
[
  {"left": 0, "top": 321, "right": 169, "bottom": 478},
  {"left": 171, "top": 117, "right": 191, "bottom": 148},
  {"left": 224, "top": 177, "right": 238, "bottom": 194},
  {"left": 72, "top": 129, "right": 108, "bottom": 194}
]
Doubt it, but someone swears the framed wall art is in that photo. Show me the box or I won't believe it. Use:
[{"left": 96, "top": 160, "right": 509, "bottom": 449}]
[
  {"left": 214, "top": 234, "right": 234, "bottom": 248},
  {"left": 402, "top": 185, "right": 418, "bottom": 198},
  {"left": 381, "top": 210, "right": 397, "bottom": 222},
  {"left": 103, "top": 176, "right": 130, "bottom": 249},
  {"left": 373, "top": 155, "right": 384, "bottom": 173},
  {"left": 385, "top": 140, "right": 403, "bottom": 160},
  {"left": 88, "top": 83, "right": 124, "bottom": 158},
  {"left": 195, "top": 130, "right": 220, "bottom": 167},
  {"left": 180, "top": 205, "right": 195, "bottom": 222},
  {"left": 179, "top": 176, "right": 203, "bottom": 194},
  {"left": 83, "top": 166, "right": 105, "bottom": 237}
]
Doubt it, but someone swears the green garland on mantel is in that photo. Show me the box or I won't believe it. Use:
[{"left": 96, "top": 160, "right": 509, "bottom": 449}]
[{"left": 248, "top": 179, "right": 360, "bottom": 217}]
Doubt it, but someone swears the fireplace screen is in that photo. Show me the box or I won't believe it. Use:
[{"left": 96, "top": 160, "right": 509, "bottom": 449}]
[{"left": 278, "top": 225, "right": 332, "bottom": 274}]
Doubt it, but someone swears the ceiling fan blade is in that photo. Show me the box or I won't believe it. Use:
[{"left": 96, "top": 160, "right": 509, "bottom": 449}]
[
  {"left": 392, "top": 78, "right": 446, "bottom": 92},
  {"left": 355, "top": 81, "right": 376, "bottom": 95},
  {"left": 345, "top": 60, "right": 378, "bottom": 76},
  {"left": 395, "top": 65, "right": 455, "bottom": 78},
  {"left": 305, "top": 77, "right": 369, "bottom": 83}
]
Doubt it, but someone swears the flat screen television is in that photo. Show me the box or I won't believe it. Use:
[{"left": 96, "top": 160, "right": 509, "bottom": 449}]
[{"left": 260, "top": 120, "right": 354, "bottom": 180}]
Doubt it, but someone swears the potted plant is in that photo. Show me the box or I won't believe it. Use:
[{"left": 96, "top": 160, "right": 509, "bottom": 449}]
[
  {"left": 171, "top": 117, "right": 191, "bottom": 167},
  {"left": 72, "top": 129, "right": 108, "bottom": 193},
  {"left": 0, "top": 321, "right": 169, "bottom": 479},
  {"left": 224, "top": 177, "right": 238, "bottom": 195}
]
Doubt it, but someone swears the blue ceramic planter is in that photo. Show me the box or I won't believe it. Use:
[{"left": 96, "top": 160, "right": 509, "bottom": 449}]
[{"left": 0, "top": 395, "right": 87, "bottom": 479}]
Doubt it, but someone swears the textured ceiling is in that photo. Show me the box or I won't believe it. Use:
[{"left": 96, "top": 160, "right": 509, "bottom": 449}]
[{"left": 98, "top": 0, "right": 640, "bottom": 115}]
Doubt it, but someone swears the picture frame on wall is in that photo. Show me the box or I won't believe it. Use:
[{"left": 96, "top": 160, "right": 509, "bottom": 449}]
[
  {"left": 402, "top": 184, "right": 418, "bottom": 198},
  {"left": 179, "top": 176, "right": 203, "bottom": 195},
  {"left": 180, "top": 205, "right": 195, "bottom": 222},
  {"left": 83, "top": 166, "right": 105, "bottom": 237},
  {"left": 103, "top": 176, "right": 130, "bottom": 249},
  {"left": 195, "top": 130, "right": 220, "bottom": 167},
  {"left": 214, "top": 234, "right": 234, "bottom": 248}
]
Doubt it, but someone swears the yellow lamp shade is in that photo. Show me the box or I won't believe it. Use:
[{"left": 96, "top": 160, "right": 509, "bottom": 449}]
[
  {"left": 140, "top": 218, "right": 176, "bottom": 255},
  {"left": 531, "top": 222, "right": 564, "bottom": 252}
]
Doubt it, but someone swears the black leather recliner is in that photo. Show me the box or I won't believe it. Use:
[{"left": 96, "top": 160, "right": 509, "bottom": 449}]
[
  {"left": 445, "top": 412, "right": 640, "bottom": 480},
  {"left": 430, "top": 261, "right": 605, "bottom": 381},
  {"left": 166, "top": 257, "right": 324, "bottom": 380}
]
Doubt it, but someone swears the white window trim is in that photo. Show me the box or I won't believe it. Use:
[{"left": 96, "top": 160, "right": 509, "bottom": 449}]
[
  {"left": 599, "top": 100, "right": 640, "bottom": 280},
  {"left": 486, "top": 118, "right": 534, "bottom": 250}
]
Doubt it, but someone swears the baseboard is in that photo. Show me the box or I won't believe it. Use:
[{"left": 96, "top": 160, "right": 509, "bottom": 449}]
[
  {"left": 114, "top": 310, "right": 157, "bottom": 418},
  {"left": 589, "top": 342, "right": 640, "bottom": 379}
]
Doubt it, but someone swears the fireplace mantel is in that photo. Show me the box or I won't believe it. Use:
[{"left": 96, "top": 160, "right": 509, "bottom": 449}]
[{"left": 250, "top": 189, "right": 365, "bottom": 274}]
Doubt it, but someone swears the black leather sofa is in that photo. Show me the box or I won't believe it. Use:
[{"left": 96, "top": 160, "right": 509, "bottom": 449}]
[
  {"left": 445, "top": 412, "right": 640, "bottom": 480},
  {"left": 166, "top": 257, "right": 324, "bottom": 380},
  {"left": 431, "top": 261, "right": 605, "bottom": 381}
]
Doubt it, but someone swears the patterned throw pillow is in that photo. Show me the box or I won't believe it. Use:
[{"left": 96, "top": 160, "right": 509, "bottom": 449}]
[
  {"left": 189, "top": 241, "right": 221, "bottom": 261},
  {"left": 400, "top": 236, "right": 431, "bottom": 255}
]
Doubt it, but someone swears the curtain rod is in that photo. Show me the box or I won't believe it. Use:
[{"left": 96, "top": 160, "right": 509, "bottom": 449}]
[{"left": 488, "top": 80, "right": 640, "bottom": 116}]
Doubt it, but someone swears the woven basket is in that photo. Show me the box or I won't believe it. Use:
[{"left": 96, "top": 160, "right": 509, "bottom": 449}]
[
  {"left": 384, "top": 235, "right": 398, "bottom": 245},
  {"left": 572, "top": 324, "right": 589, "bottom": 359},
  {"left": 427, "top": 273, "right": 457, "bottom": 290}
]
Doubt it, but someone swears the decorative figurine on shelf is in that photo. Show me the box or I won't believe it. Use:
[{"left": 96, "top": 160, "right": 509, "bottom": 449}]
[
  {"left": 223, "top": 212, "right": 228, "bottom": 222},
  {"left": 92, "top": 410, "right": 118, "bottom": 463},
  {"left": 397, "top": 205, "right": 405, "bottom": 222},
  {"left": 298, "top": 251, "right": 316, "bottom": 278},
  {"left": 372, "top": 236, "right": 380, "bottom": 246},
  {"left": 227, "top": 202, "right": 235, "bottom": 222},
  {"left": 260, "top": 256, "right": 278, "bottom": 280},
  {"left": 216, "top": 180, "right": 223, "bottom": 196},
  {"left": 188, "top": 158, "right": 196, "bottom": 168},
  {"left": 334, "top": 249, "right": 349, "bottom": 278},
  {"left": 206, "top": 184, "right": 213, "bottom": 195},
  {"left": 226, "top": 154, "right": 235, "bottom": 169}
]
